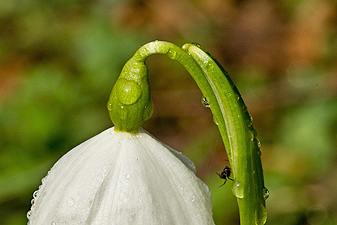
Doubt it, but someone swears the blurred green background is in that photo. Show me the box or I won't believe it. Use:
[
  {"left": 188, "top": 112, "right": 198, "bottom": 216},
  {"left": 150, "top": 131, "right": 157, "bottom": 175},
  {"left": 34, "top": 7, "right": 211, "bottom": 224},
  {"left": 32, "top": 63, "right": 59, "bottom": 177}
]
[{"left": 1, "top": 0, "right": 337, "bottom": 224}]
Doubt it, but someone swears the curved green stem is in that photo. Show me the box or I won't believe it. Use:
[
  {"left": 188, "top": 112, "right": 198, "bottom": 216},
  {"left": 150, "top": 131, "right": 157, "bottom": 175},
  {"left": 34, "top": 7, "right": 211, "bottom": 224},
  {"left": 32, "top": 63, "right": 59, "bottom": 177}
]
[
  {"left": 108, "top": 41, "right": 222, "bottom": 136},
  {"left": 183, "top": 44, "right": 267, "bottom": 225},
  {"left": 108, "top": 40, "right": 267, "bottom": 224}
]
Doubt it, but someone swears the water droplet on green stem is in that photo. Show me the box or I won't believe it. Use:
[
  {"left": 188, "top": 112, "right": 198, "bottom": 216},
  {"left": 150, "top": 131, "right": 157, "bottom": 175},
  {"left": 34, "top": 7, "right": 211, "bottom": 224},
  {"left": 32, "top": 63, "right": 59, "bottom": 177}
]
[{"left": 231, "top": 180, "right": 244, "bottom": 198}]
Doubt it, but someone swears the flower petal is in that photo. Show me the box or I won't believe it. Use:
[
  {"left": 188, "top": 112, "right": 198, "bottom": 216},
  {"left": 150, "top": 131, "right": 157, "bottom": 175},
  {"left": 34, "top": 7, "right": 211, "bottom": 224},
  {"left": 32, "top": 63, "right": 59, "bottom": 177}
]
[{"left": 28, "top": 127, "right": 214, "bottom": 225}]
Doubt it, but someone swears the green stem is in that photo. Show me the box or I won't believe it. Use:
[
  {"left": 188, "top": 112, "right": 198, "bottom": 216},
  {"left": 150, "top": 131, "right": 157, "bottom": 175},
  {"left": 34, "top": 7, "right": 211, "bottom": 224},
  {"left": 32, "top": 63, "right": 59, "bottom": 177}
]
[
  {"left": 183, "top": 43, "right": 267, "bottom": 225},
  {"left": 108, "top": 40, "right": 267, "bottom": 224},
  {"left": 108, "top": 41, "right": 223, "bottom": 136}
]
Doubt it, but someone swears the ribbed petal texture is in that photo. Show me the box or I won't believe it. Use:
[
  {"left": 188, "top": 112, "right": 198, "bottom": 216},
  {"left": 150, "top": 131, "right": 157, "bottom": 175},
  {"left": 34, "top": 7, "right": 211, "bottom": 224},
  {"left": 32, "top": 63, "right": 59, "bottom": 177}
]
[{"left": 27, "top": 127, "right": 214, "bottom": 225}]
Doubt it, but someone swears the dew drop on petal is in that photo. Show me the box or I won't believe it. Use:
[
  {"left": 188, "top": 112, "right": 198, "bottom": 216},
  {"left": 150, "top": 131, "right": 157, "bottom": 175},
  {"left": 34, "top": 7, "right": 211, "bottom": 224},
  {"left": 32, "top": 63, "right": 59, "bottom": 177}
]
[
  {"left": 103, "top": 168, "right": 108, "bottom": 177},
  {"left": 191, "top": 194, "right": 196, "bottom": 202},
  {"left": 231, "top": 180, "right": 244, "bottom": 198},
  {"left": 128, "top": 135, "right": 134, "bottom": 140},
  {"left": 125, "top": 173, "right": 131, "bottom": 180},
  {"left": 33, "top": 190, "right": 39, "bottom": 198},
  {"left": 26, "top": 211, "right": 31, "bottom": 219},
  {"left": 67, "top": 197, "right": 75, "bottom": 207}
]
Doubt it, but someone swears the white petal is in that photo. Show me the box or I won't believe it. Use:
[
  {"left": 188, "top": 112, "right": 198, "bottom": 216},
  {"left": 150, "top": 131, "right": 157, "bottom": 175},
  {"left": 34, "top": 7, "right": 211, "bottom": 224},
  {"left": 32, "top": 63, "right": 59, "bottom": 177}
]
[{"left": 28, "top": 127, "right": 214, "bottom": 225}]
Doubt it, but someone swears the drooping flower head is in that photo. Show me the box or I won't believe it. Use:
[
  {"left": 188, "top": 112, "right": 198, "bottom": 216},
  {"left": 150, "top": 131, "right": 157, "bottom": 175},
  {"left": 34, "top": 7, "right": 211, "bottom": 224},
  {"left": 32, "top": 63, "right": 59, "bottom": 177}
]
[{"left": 28, "top": 128, "right": 214, "bottom": 224}]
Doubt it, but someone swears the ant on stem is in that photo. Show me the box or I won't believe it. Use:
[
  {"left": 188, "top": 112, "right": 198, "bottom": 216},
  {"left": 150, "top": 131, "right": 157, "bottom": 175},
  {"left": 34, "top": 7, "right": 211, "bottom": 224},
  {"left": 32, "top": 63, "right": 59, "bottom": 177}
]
[{"left": 217, "top": 165, "right": 234, "bottom": 187}]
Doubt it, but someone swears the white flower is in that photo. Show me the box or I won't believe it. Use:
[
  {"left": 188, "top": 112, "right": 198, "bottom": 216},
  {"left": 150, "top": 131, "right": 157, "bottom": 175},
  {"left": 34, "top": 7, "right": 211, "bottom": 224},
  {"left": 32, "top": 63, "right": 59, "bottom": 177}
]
[{"left": 27, "top": 127, "right": 215, "bottom": 225}]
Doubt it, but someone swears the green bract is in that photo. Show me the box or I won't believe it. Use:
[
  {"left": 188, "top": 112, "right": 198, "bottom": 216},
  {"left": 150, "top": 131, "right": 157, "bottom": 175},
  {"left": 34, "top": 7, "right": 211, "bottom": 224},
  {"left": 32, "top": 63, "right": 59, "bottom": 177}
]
[{"left": 107, "top": 58, "right": 153, "bottom": 132}]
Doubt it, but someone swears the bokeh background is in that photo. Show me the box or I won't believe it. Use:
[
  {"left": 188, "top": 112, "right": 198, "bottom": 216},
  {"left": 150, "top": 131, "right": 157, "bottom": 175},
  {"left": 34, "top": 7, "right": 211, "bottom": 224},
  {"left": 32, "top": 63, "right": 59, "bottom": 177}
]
[{"left": 1, "top": 0, "right": 337, "bottom": 224}]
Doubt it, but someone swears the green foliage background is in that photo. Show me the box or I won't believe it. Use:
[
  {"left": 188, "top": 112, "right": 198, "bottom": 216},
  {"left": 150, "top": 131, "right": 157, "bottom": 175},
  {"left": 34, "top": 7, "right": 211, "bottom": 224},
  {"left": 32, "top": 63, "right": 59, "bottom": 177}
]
[{"left": 1, "top": 0, "right": 337, "bottom": 224}]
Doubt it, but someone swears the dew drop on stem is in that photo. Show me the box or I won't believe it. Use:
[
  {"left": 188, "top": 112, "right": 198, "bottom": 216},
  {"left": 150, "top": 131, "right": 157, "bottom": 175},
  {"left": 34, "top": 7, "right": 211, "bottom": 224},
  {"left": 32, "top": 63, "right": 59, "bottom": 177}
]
[
  {"left": 231, "top": 180, "right": 244, "bottom": 198},
  {"left": 213, "top": 117, "right": 218, "bottom": 125},
  {"left": 201, "top": 96, "right": 210, "bottom": 108},
  {"left": 263, "top": 187, "right": 269, "bottom": 200}
]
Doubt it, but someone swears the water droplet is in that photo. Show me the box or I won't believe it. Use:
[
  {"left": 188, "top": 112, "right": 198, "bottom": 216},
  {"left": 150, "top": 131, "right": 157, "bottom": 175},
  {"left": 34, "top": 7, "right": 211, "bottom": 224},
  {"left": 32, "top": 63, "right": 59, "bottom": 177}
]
[
  {"left": 206, "top": 62, "right": 212, "bottom": 69},
  {"left": 103, "top": 168, "right": 108, "bottom": 177},
  {"left": 248, "top": 130, "right": 255, "bottom": 141},
  {"left": 67, "top": 197, "right": 75, "bottom": 206},
  {"left": 107, "top": 102, "right": 112, "bottom": 111},
  {"left": 241, "top": 104, "right": 248, "bottom": 113},
  {"left": 33, "top": 190, "right": 39, "bottom": 198},
  {"left": 125, "top": 173, "right": 131, "bottom": 180},
  {"left": 201, "top": 96, "right": 210, "bottom": 108},
  {"left": 167, "top": 50, "right": 177, "bottom": 59},
  {"left": 213, "top": 117, "right": 218, "bottom": 125},
  {"left": 256, "top": 204, "right": 268, "bottom": 225},
  {"left": 257, "top": 150, "right": 262, "bottom": 156},
  {"left": 192, "top": 42, "right": 201, "bottom": 48},
  {"left": 129, "top": 214, "right": 136, "bottom": 222},
  {"left": 128, "top": 135, "right": 134, "bottom": 140},
  {"left": 119, "top": 106, "right": 128, "bottom": 120},
  {"left": 117, "top": 79, "right": 142, "bottom": 105},
  {"left": 256, "top": 138, "right": 262, "bottom": 148},
  {"left": 263, "top": 187, "right": 269, "bottom": 200},
  {"left": 227, "top": 92, "right": 232, "bottom": 97},
  {"left": 231, "top": 180, "right": 244, "bottom": 198},
  {"left": 142, "top": 102, "right": 153, "bottom": 121},
  {"left": 191, "top": 194, "right": 196, "bottom": 202},
  {"left": 246, "top": 115, "right": 253, "bottom": 127},
  {"left": 27, "top": 211, "right": 31, "bottom": 219}
]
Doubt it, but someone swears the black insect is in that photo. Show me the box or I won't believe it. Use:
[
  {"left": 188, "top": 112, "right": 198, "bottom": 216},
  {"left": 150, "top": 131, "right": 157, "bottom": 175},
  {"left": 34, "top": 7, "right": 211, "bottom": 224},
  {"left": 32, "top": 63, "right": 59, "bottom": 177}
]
[{"left": 217, "top": 166, "right": 234, "bottom": 187}]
